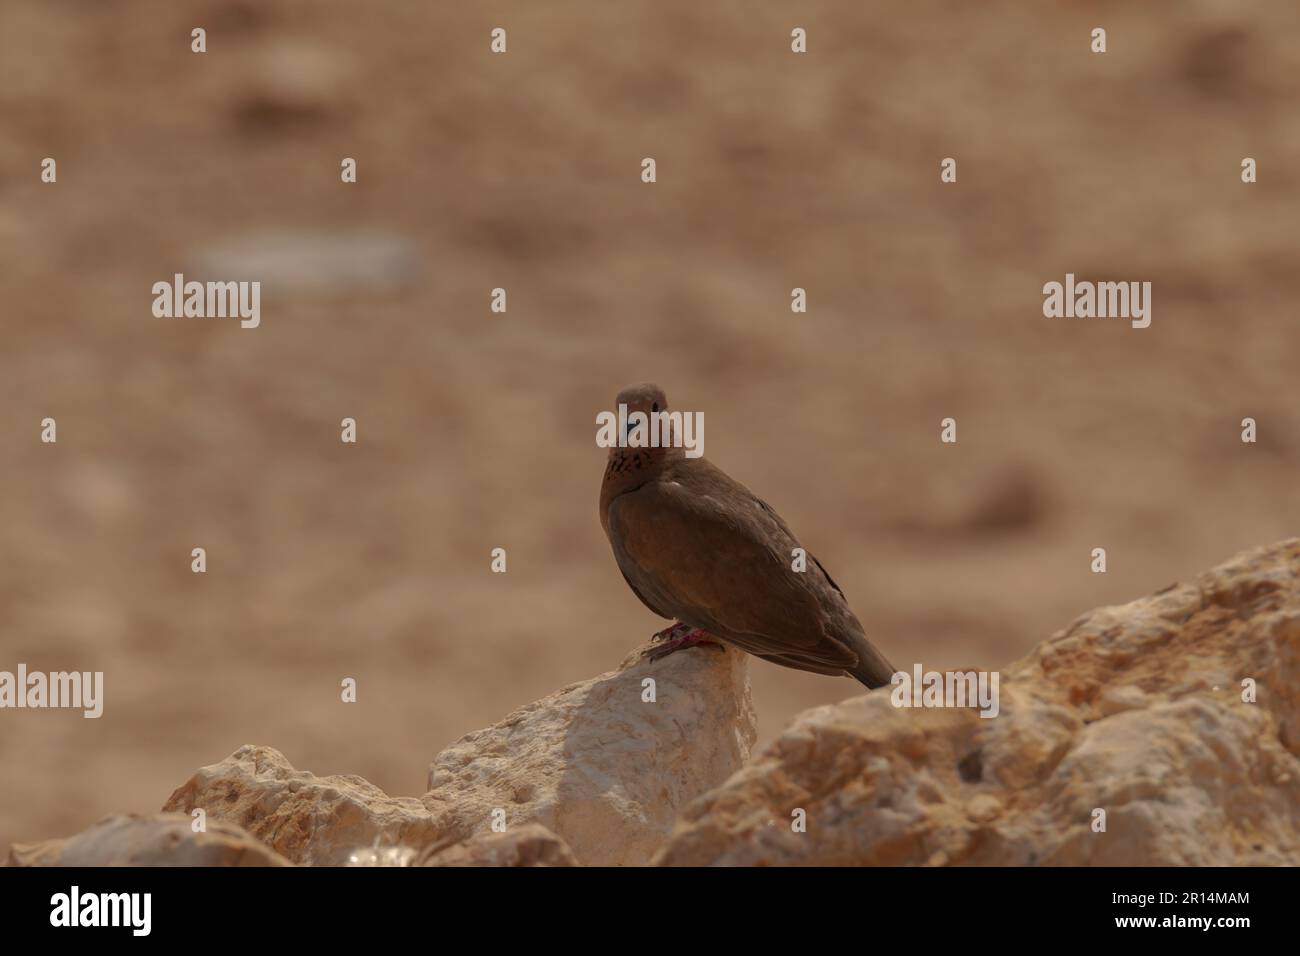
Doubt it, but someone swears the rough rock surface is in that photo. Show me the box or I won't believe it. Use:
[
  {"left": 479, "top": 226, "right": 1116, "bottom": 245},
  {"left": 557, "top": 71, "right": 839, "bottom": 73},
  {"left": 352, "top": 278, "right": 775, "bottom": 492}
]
[
  {"left": 656, "top": 539, "right": 1300, "bottom": 866},
  {"left": 416, "top": 823, "right": 578, "bottom": 867},
  {"left": 153, "top": 641, "right": 753, "bottom": 866},
  {"left": 162, "top": 745, "right": 439, "bottom": 867},
  {"left": 6, "top": 813, "right": 291, "bottom": 867},
  {"left": 423, "top": 641, "right": 756, "bottom": 866}
]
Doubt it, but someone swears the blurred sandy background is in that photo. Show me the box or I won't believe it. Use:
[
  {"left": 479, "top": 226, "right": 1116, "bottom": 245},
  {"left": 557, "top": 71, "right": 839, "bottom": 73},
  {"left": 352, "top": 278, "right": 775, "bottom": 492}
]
[{"left": 1, "top": 0, "right": 1298, "bottom": 847}]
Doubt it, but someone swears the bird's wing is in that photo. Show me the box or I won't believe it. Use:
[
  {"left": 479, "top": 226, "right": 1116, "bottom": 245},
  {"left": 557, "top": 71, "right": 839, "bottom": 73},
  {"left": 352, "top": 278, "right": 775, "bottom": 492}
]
[
  {"left": 616, "top": 564, "right": 672, "bottom": 620},
  {"left": 756, "top": 496, "right": 847, "bottom": 599},
  {"left": 606, "top": 466, "right": 858, "bottom": 670}
]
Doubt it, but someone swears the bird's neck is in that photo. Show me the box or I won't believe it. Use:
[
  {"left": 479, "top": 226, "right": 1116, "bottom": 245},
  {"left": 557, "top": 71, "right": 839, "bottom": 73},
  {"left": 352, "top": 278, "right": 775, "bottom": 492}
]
[{"left": 600, "top": 446, "right": 681, "bottom": 519}]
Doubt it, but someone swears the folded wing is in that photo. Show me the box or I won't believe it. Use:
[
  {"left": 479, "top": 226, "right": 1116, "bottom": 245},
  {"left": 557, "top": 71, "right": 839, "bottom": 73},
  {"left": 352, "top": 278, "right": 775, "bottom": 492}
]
[{"left": 606, "top": 465, "right": 861, "bottom": 672}]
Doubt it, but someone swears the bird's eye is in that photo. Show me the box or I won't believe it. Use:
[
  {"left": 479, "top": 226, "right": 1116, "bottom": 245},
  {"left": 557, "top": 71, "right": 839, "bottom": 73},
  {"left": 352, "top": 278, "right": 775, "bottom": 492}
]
[{"left": 651, "top": 402, "right": 659, "bottom": 412}]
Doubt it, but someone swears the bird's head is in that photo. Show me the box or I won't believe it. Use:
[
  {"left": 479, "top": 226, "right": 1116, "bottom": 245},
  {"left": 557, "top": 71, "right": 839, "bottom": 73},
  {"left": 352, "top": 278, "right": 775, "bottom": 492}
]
[
  {"left": 601, "top": 382, "right": 681, "bottom": 491},
  {"left": 615, "top": 383, "right": 668, "bottom": 433}
]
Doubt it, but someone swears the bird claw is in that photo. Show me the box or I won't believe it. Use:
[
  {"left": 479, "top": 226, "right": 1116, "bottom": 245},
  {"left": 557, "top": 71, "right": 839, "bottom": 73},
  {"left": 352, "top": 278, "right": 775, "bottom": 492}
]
[
  {"left": 651, "top": 622, "right": 693, "bottom": 643},
  {"left": 642, "top": 627, "right": 722, "bottom": 661}
]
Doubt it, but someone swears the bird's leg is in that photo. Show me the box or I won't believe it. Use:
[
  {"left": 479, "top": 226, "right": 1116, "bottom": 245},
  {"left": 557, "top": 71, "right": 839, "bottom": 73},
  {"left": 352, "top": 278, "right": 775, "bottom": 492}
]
[
  {"left": 643, "top": 627, "right": 723, "bottom": 661},
  {"left": 651, "top": 621, "right": 694, "bottom": 643}
]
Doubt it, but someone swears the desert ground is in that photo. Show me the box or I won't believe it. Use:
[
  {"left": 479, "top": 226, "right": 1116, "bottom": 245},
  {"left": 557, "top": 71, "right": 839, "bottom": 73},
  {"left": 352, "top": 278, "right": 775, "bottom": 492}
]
[{"left": 1, "top": 0, "right": 1298, "bottom": 847}]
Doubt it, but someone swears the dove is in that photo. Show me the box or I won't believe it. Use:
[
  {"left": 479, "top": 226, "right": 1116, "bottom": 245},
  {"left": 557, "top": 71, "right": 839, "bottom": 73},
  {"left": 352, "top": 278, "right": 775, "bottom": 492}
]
[{"left": 599, "top": 383, "right": 896, "bottom": 688}]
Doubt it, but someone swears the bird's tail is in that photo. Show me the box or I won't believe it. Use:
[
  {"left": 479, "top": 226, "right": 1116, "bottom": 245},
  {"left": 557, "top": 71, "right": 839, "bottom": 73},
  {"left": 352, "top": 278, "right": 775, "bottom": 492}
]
[{"left": 846, "top": 639, "right": 898, "bottom": 690}]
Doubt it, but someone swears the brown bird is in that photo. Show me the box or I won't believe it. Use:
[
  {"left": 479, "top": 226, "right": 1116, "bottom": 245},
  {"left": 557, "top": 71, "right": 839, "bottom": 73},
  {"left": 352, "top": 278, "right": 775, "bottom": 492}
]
[{"left": 599, "top": 383, "right": 896, "bottom": 688}]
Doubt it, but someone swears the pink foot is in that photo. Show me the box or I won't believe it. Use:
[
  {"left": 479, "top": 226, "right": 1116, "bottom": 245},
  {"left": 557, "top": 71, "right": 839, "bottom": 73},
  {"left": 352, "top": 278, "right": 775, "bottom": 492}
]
[
  {"left": 651, "top": 622, "right": 693, "bottom": 643},
  {"left": 643, "top": 626, "right": 723, "bottom": 661}
]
